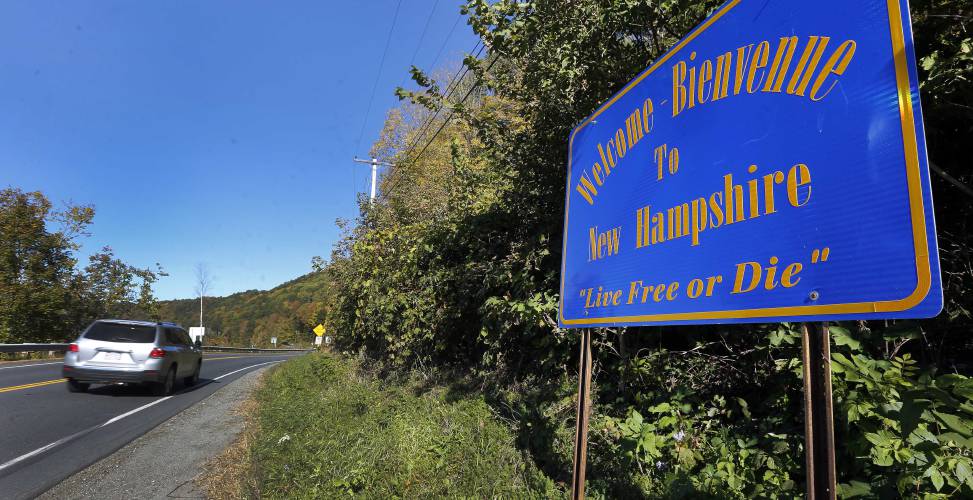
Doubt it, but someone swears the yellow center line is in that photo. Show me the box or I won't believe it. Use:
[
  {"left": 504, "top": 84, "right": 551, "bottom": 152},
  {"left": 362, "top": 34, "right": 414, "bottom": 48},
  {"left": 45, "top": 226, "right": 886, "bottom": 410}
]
[
  {"left": 0, "top": 378, "right": 66, "bottom": 393},
  {"left": 0, "top": 355, "right": 283, "bottom": 393}
]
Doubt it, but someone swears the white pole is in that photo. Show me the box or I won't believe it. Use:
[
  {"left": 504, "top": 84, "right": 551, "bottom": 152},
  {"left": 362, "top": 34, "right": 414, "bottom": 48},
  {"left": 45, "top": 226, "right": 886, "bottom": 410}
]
[
  {"left": 353, "top": 157, "right": 394, "bottom": 204},
  {"left": 370, "top": 157, "right": 378, "bottom": 203}
]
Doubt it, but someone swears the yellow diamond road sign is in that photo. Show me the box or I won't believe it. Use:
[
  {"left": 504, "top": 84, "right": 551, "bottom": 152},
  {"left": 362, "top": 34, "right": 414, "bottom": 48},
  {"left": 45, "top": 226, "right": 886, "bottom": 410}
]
[{"left": 313, "top": 324, "right": 326, "bottom": 336}]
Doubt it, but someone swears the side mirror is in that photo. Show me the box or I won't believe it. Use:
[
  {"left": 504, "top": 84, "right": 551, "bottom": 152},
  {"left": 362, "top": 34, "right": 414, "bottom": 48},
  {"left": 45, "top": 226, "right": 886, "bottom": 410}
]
[{"left": 194, "top": 339, "right": 202, "bottom": 349}]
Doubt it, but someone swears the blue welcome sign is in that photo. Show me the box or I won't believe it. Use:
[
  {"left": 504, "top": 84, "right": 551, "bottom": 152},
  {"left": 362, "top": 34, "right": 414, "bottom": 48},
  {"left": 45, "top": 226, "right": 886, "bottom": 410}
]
[{"left": 559, "top": 0, "right": 942, "bottom": 327}]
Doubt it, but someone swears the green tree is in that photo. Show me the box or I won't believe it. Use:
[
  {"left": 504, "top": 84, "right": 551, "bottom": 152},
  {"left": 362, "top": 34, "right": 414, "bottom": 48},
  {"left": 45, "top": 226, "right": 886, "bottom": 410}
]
[
  {"left": 82, "top": 246, "right": 166, "bottom": 321},
  {"left": 0, "top": 187, "right": 166, "bottom": 342},
  {"left": 0, "top": 188, "right": 91, "bottom": 342}
]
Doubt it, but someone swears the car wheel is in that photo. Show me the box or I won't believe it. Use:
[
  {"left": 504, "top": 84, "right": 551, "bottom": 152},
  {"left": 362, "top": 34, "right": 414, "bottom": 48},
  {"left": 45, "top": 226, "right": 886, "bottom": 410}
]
[
  {"left": 185, "top": 362, "right": 200, "bottom": 386},
  {"left": 153, "top": 367, "right": 175, "bottom": 396},
  {"left": 67, "top": 379, "right": 89, "bottom": 393}
]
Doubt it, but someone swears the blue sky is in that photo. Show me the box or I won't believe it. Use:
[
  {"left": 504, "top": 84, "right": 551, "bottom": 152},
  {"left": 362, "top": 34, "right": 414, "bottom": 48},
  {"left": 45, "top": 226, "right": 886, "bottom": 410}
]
[{"left": 0, "top": 1, "right": 477, "bottom": 300}]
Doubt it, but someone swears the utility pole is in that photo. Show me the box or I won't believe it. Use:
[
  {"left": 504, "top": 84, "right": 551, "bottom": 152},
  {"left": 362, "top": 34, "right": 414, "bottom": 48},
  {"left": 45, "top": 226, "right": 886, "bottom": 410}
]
[{"left": 353, "top": 157, "right": 395, "bottom": 203}]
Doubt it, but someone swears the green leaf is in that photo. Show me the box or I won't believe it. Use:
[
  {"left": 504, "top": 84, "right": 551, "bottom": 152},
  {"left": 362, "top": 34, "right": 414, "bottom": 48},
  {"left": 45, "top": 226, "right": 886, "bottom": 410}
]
[
  {"left": 952, "top": 381, "right": 973, "bottom": 401},
  {"left": 900, "top": 398, "right": 928, "bottom": 437},
  {"left": 935, "top": 374, "right": 967, "bottom": 389},
  {"left": 909, "top": 426, "right": 938, "bottom": 445},
  {"left": 939, "top": 432, "right": 973, "bottom": 448},
  {"left": 933, "top": 411, "right": 973, "bottom": 438},
  {"left": 832, "top": 352, "right": 855, "bottom": 369},
  {"left": 960, "top": 402, "right": 973, "bottom": 417},
  {"left": 830, "top": 326, "right": 861, "bottom": 350},
  {"left": 838, "top": 480, "right": 872, "bottom": 497},
  {"left": 928, "top": 467, "right": 945, "bottom": 491},
  {"left": 872, "top": 448, "right": 893, "bottom": 467},
  {"left": 956, "top": 460, "right": 973, "bottom": 487},
  {"left": 736, "top": 397, "right": 751, "bottom": 418},
  {"left": 677, "top": 446, "right": 695, "bottom": 466},
  {"left": 648, "top": 403, "right": 671, "bottom": 414},
  {"left": 657, "top": 415, "right": 677, "bottom": 428},
  {"left": 921, "top": 54, "right": 936, "bottom": 71},
  {"left": 865, "top": 431, "right": 893, "bottom": 448}
]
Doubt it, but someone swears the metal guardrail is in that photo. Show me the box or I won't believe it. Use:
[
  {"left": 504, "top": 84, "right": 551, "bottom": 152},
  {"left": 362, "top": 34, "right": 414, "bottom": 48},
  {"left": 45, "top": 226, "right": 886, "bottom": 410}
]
[
  {"left": 0, "top": 343, "right": 309, "bottom": 354},
  {"left": 202, "top": 346, "right": 311, "bottom": 353},
  {"left": 0, "top": 343, "right": 70, "bottom": 354}
]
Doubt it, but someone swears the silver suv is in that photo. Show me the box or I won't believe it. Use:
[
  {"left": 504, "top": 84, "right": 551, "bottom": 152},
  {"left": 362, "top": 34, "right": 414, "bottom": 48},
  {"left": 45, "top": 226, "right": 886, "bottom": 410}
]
[{"left": 62, "top": 319, "right": 202, "bottom": 396}]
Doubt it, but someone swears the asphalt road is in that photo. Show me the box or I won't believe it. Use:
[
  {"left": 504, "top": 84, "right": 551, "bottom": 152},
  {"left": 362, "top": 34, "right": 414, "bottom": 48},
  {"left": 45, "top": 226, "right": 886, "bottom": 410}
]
[{"left": 0, "top": 352, "right": 303, "bottom": 500}]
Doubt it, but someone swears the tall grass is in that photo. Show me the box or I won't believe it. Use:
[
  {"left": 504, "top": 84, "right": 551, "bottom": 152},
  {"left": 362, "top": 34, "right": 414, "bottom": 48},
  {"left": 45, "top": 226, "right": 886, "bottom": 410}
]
[{"left": 249, "top": 353, "right": 559, "bottom": 498}]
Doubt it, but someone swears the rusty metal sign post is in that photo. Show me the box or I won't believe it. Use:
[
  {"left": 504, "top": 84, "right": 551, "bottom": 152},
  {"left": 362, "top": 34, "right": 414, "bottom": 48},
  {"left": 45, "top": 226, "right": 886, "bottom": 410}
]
[
  {"left": 570, "top": 324, "right": 839, "bottom": 499},
  {"left": 571, "top": 329, "right": 593, "bottom": 500},
  {"left": 801, "top": 322, "right": 837, "bottom": 499}
]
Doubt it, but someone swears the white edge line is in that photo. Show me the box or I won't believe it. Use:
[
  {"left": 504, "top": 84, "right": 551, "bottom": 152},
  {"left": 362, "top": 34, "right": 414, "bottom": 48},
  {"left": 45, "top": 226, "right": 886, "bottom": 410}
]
[
  {"left": 102, "top": 360, "right": 279, "bottom": 426},
  {"left": 101, "top": 396, "right": 173, "bottom": 426},
  {"left": 0, "top": 360, "right": 281, "bottom": 474},
  {"left": 212, "top": 360, "right": 279, "bottom": 381},
  {"left": 0, "top": 428, "right": 90, "bottom": 472}
]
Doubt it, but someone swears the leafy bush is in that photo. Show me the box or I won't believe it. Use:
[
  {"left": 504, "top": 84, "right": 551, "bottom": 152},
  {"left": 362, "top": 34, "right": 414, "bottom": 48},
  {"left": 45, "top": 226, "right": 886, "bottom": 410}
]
[
  {"left": 828, "top": 325, "right": 973, "bottom": 498},
  {"left": 576, "top": 324, "right": 973, "bottom": 498}
]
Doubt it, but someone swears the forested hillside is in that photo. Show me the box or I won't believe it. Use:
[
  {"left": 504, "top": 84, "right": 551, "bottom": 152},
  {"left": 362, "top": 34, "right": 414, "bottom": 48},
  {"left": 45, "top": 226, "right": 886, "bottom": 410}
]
[
  {"left": 320, "top": 0, "right": 973, "bottom": 497},
  {"left": 0, "top": 185, "right": 331, "bottom": 348},
  {"left": 156, "top": 270, "right": 330, "bottom": 348},
  {"left": 0, "top": 184, "right": 329, "bottom": 347}
]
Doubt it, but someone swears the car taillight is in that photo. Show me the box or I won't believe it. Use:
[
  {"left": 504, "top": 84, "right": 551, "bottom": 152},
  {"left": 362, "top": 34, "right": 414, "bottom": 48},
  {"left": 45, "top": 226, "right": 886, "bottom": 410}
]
[
  {"left": 69, "top": 343, "right": 79, "bottom": 352},
  {"left": 149, "top": 348, "right": 166, "bottom": 359}
]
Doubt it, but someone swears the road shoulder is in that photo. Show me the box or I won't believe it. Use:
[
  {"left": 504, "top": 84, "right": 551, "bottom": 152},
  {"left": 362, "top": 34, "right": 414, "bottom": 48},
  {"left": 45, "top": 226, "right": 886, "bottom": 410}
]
[{"left": 39, "top": 366, "right": 268, "bottom": 500}]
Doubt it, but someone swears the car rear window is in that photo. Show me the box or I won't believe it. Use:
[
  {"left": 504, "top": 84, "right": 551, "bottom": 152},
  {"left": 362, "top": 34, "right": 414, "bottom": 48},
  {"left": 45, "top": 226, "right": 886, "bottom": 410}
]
[{"left": 83, "top": 323, "right": 157, "bottom": 343}]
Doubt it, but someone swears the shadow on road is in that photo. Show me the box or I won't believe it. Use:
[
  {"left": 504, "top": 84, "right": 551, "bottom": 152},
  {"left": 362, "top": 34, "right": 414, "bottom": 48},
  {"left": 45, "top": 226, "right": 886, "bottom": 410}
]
[{"left": 84, "top": 378, "right": 222, "bottom": 397}]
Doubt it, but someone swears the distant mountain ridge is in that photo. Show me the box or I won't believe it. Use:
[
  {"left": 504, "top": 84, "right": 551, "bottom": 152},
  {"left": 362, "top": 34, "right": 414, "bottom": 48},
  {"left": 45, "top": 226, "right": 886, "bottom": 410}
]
[{"left": 157, "top": 271, "right": 330, "bottom": 348}]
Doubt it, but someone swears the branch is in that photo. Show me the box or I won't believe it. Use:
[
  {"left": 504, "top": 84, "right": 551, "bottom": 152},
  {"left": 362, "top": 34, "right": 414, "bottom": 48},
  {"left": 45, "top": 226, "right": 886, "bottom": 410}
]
[{"left": 930, "top": 160, "right": 973, "bottom": 199}]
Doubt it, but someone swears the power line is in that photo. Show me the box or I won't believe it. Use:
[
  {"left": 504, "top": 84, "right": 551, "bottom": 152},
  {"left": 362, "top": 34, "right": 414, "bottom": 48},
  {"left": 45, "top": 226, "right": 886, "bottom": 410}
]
[
  {"left": 361, "top": 8, "right": 468, "bottom": 205},
  {"left": 412, "top": 54, "right": 499, "bottom": 164},
  {"left": 385, "top": 54, "right": 500, "bottom": 199},
  {"left": 397, "top": 0, "right": 441, "bottom": 91},
  {"left": 385, "top": 52, "right": 492, "bottom": 198},
  {"left": 403, "top": 41, "right": 484, "bottom": 159},
  {"left": 411, "top": 41, "right": 482, "bottom": 139},
  {"left": 353, "top": 0, "right": 404, "bottom": 158},
  {"left": 396, "top": 10, "right": 480, "bottom": 173},
  {"left": 428, "top": 13, "right": 463, "bottom": 73},
  {"left": 375, "top": 6, "right": 462, "bottom": 203}
]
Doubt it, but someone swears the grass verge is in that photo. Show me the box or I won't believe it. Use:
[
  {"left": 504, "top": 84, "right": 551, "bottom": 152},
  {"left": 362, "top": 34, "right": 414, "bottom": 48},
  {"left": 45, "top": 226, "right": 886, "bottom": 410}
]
[{"left": 222, "top": 352, "right": 558, "bottom": 498}]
